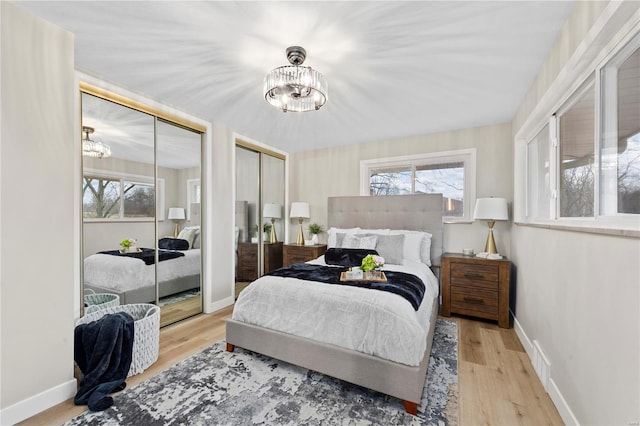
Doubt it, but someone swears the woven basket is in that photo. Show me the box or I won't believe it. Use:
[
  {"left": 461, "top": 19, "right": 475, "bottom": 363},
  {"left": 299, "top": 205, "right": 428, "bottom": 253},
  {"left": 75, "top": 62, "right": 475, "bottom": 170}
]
[
  {"left": 84, "top": 289, "right": 120, "bottom": 315},
  {"left": 76, "top": 303, "right": 160, "bottom": 377}
]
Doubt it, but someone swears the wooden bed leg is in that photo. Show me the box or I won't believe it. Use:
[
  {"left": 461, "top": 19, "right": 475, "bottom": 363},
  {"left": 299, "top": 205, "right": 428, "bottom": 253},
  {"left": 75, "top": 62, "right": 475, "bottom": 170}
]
[
  {"left": 403, "top": 400, "right": 418, "bottom": 415},
  {"left": 226, "top": 343, "right": 235, "bottom": 352}
]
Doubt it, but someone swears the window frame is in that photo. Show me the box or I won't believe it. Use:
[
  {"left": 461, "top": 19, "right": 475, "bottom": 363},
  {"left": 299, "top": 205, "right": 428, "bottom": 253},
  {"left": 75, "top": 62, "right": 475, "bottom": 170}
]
[
  {"left": 360, "top": 149, "right": 477, "bottom": 223},
  {"left": 521, "top": 26, "right": 640, "bottom": 233},
  {"left": 83, "top": 168, "right": 165, "bottom": 222}
]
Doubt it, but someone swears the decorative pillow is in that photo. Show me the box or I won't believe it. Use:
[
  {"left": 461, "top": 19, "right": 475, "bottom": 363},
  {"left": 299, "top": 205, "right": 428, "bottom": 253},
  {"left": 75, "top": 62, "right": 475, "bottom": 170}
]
[
  {"left": 420, "top": 233, "right": 433, "bottom": 266},
  {"left": 341, "top": 234, "right": 378, "bottom": 250},
  {"left": 388, "top": 229, "right": 433, "bottom": 264},
  {"left": 158, "top": 237, "right": 190, "bottom": 251},
  {"left": 177, "top": 226, "right": 199, "bottom": 248},
  {"left": 192, "top": 231, "right": 201, "bottom": 249},
  {"left": 327, "top": 227, "right": 359, "bottom": 248},
  {"left": 324, "top": 248, "right": 379, "bottom": 268},
  {"left": 372, "top": 234, "right": 405, "bottom": 265}
]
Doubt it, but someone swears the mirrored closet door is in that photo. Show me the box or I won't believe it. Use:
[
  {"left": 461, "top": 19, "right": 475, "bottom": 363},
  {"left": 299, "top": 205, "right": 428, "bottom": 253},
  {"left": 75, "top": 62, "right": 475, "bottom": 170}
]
[
  {"left": 81, "top": 87, "right": 203, "bottom": 327},
  {"left": 235, "top": 143, "right": 285, "bottom": 298}
]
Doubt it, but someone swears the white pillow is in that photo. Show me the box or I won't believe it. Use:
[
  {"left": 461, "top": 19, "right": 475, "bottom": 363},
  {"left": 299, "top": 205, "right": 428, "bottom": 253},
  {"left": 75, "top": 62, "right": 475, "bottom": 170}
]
[
  {"left": 357, "top": 229, "right": 390, "bottom": 236},
  {"left": 341, "top": 234, "right": 378, "bottom": 250},
  {"left": 420, "top": 233, "right": 433, "bottom": 266},
  {"left": 389, "top": 230, "right": 432, "bottom": 264},
  {"left": 327, "top": 227, "right": 359, "bottom": 248},
  {"left": 177, "top": 226, "right": 200, "bottom": 248}
]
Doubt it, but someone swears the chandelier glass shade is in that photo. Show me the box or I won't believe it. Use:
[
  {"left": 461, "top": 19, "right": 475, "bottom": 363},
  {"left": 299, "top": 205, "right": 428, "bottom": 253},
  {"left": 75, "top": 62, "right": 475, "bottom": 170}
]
[
  {"left": 264, "top": 46, "right": 327, "bottom": 113},
  {"left": 82, "top": 126, "right": 111, "bottom": 159}
]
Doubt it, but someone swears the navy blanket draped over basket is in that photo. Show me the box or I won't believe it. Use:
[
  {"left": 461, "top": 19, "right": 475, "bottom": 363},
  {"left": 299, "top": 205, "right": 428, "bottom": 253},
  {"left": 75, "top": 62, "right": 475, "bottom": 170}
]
[{"left": 74, "top": 312, "right": 135, "bottom": 411}]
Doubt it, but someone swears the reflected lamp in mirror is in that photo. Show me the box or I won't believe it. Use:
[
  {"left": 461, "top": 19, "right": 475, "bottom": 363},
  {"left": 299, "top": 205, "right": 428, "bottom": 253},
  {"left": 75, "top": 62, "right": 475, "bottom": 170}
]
[
  {"left": 168, "top": 207, "right": 186, "bottom": 238},
  {"left": 290, "top": 202, "right": 310, "bottom": 246},
  {"left": 263, "top": 203, "right": 281, "bottom": 243},
  {"left": 473, "top": 198, "right": 508, "bottom": 254}
]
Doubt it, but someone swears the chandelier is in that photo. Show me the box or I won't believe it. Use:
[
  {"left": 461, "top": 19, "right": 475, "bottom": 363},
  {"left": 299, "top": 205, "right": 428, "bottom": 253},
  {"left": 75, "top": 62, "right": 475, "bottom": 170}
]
[
  {"left": 82, "top": 126, "right": 111, "bottom": 159},
  {"left": 264, "top": 46, "right": 328, "bottom": 113}
]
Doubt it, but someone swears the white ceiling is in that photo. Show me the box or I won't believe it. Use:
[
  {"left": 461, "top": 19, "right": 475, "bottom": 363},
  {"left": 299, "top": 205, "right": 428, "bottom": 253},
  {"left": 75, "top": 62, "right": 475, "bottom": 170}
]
[{"left": 16, "top": 1, "right": 576, "bottom": 153}]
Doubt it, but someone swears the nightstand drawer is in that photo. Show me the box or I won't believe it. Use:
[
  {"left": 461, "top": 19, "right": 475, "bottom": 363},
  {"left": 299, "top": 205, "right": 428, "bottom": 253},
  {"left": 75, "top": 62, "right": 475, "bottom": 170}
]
[
  {"left": 451, "top": 287, "right": 498, "bottom": 315},
  {"left": 287, "top": 253, "right": 312, "bottom": 264},
  {"left": 451, "top": 263, "right": 499, "bottom": 282}
]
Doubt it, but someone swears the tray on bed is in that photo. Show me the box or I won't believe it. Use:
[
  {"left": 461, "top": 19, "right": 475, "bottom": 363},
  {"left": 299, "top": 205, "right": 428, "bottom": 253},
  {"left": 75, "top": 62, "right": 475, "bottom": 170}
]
[{"left": 340, "top": 271, "right": 387, "bottom": 282}]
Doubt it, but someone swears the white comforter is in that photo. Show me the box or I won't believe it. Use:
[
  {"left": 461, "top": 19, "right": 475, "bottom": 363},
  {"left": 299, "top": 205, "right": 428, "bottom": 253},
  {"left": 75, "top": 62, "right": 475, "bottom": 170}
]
[
  {"left": 232, "top": 257, "right": 439, "bottom": 366},
  {"left": 83, "top": 249, "right": 201, "bottom": 292}
]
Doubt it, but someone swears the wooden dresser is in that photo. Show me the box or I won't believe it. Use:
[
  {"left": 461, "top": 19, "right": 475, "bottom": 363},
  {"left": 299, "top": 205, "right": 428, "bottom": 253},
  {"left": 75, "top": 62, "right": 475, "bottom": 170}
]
[
  {"left": 440, "top": 252, "right": 513, "bottom": 328},
  {"left": 283, "top": 244, "right": 327, "bottom": 267},
  {"left": 236, "top": 242, "right": 283, "bottom": 281}
]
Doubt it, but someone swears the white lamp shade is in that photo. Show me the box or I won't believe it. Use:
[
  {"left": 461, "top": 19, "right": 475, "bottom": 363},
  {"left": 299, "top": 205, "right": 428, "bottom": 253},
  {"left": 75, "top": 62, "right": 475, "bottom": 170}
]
[
  {"left": 290, "top": 202, "right": 310, "bottom": 219},
  {"left": 168, "top": 207, "right": 185, "bottom": 220},
  {"left": 473, "top": 198, "right": 509, "bottom": 221},
  {"left": 263, "top": 203, "right": 281, "bottom": 219}
]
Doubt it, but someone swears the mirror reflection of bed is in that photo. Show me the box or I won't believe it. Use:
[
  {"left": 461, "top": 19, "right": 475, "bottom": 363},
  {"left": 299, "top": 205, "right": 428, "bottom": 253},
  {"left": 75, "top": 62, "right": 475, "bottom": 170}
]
[{"left": 81, "top": 89, "right": 203, "bottom": 327}]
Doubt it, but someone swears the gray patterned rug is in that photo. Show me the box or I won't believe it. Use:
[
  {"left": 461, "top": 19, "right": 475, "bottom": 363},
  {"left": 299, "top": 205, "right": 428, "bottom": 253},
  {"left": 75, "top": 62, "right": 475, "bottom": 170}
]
[{"left": 66, "top": 319, "right": 458, "bottom": 425}]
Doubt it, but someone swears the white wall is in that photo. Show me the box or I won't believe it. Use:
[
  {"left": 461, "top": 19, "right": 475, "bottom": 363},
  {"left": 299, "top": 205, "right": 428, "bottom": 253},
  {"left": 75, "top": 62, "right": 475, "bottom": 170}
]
[
  {"left": 289, "top": 122, "right": 514, "bottom": 256},
  {"left": 511, "top": 1, "right": 640, "bottom": 424},
  {"left": 0, "top": 2, "right": 77, "bottom": 423}
]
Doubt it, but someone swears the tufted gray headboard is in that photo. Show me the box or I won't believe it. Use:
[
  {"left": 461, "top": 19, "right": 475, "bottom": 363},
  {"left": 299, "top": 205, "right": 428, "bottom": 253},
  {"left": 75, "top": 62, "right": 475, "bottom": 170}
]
[{"left": 327, "top": 194, "right": 444, "bottom": 267}]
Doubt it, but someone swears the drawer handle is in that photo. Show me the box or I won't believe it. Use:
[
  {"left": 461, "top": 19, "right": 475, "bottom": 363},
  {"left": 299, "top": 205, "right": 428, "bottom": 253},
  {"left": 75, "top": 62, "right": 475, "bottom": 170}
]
[
  {"left": 463, "top": 273, "right": 484, "bottom": 279},
  {"left": 463, "top": 297, "right": 485, "bottom": 305}
]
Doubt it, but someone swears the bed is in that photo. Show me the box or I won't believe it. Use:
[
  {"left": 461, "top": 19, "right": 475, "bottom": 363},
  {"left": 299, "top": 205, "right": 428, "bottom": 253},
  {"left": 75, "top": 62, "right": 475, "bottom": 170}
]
[
  {"left": 226, "top": 194, "right": 443, "bottom": 415},
  {"left": 83, "top": 229, "right": 202, "bottom": 305}
]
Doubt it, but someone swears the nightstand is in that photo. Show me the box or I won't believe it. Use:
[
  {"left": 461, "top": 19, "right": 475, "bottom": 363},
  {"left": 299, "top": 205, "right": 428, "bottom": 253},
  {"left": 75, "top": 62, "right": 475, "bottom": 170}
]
[
  {"left": 283, "top": 244, "right": 327, "bottom": 267},
  {"left": 440, "top": 253, "right": 513, "bottom": 328},
  {"left": 236, "top": 242, "right": 283, "bottom": 281}
]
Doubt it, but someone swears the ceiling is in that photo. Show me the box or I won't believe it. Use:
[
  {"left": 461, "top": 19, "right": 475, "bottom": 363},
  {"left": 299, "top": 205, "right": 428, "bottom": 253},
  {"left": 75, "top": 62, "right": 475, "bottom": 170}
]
[{"left": 15, "top": 1, "right": 576, "bottom": 153}]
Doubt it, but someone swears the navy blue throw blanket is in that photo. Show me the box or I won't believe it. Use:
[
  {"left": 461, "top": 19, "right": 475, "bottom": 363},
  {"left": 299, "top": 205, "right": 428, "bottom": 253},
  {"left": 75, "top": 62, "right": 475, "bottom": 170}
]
[
  {"left": 74, "top": 312, "right": 135, "bottom": 411},
  {"left": 267, "top": 264, "right": 426, "bottom": 310},
  {"left": 98, "top": 248, "right": 184, "bottom": 265}
]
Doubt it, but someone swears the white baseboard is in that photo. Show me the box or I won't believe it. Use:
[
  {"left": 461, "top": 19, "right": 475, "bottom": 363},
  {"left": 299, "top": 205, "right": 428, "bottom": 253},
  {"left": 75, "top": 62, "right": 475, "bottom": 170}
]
[
  {"left": 548, "top": 378, "right": 581, "bottom": 426},
  {"left": 0, "top": 378, "right": 76, "bottom": 426},
  {"left": 512, "top": 314, "right": 580, "bottom": 426},
  {"left": 204, "top": 295, "right": 234, "bottom": 314}
]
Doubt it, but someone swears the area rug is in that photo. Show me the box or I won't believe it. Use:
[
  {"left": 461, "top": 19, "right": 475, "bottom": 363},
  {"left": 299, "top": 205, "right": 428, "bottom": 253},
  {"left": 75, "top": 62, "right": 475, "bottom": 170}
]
[
  {"left": 158, "top": 289, "right": 200, "bottom": 307},
  {"left": 65, "top": 318, "right": 458, "bottom": 426}
]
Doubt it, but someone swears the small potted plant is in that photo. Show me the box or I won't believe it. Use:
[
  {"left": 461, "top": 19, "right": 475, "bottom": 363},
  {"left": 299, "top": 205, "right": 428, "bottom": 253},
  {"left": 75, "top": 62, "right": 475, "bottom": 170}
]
[{"left": 307, "top": 223, "right": 324, "bottom": 245}]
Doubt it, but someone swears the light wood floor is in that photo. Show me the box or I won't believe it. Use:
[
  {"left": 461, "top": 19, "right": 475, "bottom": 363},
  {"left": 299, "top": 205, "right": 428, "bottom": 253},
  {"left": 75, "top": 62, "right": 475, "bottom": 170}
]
[
  {"left": 159, "top": 295, "right": 202, "bottom": 327},
  {"left": 20, "top": 309, "right": 563, "bottom": 426}
]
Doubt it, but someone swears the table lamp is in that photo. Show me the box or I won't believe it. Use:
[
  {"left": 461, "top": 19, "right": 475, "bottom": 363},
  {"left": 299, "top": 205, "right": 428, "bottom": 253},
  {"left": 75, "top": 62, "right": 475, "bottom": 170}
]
[
  {"left": 473, "top": 198, "right": 508, "bottom": 254},
  {"left": 290, "top": 202, "right": 310, "bottom": 245},
  {"left": 263, "top": 203, "right": 281, "bottom": 243},
  {"left": 168, "top": 207, "right": 185, "bottom": 238}
]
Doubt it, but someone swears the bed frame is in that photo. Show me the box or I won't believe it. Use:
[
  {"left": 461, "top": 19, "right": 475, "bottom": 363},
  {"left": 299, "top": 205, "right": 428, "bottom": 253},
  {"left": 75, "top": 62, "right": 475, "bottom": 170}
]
[
  {"left": 226, "top": 194, "right": 443, "bottom": 414},
  {"left": 84, "top": 274, "right": 200, "bottom": 305}
]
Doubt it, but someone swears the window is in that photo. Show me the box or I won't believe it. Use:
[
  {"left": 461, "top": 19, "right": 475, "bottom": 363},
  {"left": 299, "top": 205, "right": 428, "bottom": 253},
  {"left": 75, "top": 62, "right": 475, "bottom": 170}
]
[
  {"left": 83, "top": 170, "right": 164, "bottom": 220},
  {"left": 600, "top": 36, "right": 640, "bottom": 216},
  {"left": 524, "top": 31, "right": 639, "bottom": 228},
  {"left": 558, "top": 78, "right": 596, "bottom": 218},
  {"left": 526, "top": 124, "right": 551, "bottom": 220},
  {"left": 361, "top": 149, "right": 476, "bottom": 221}
]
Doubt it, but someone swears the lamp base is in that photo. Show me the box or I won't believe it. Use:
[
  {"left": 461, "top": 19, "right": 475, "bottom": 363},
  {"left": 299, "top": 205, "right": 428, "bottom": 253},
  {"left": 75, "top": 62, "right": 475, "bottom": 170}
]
[
  {"left": 296, "top": 219, "right": 304, "bottom": 245},
  {"left": 173, "top": 223, "right": 179, "bottom": 238},
  {"left": 269, "top": 218, "right": 278, "bottom": 243},
  {"left": 483, "top": 220, "right": 498, "bottom": 254}
]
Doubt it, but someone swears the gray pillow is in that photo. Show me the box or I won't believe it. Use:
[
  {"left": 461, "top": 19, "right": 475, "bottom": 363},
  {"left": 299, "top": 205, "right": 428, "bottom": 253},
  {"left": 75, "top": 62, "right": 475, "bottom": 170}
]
[
  {"left": 341, "top": 234, "right": 378, "bottom": 250},
  {"left": 369, "top": 234, "right": 405, "bottom": 265}
]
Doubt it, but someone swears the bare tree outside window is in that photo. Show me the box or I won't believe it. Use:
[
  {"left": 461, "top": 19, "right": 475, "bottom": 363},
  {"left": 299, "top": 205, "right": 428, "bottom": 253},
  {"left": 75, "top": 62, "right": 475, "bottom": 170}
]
[
  {"left": 83, "top": 176, "right": 155, "bottom": 219},
  {"left": 369, "top": 170, "right": 412, "bottom": 195},
  {"left": 83, "top": 177, "right": 121, "bottom": 218}
]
